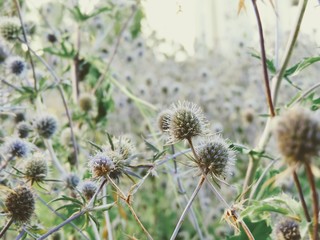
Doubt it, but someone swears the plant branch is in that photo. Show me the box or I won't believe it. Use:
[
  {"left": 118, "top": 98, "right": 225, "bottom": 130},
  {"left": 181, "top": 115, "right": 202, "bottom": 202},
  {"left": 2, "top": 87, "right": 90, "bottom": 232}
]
[
  {"left": 305, "top": 162, "right": 319, "bottom": 240},
  {"left": 170, "top": 174, "right": 206, "bottom": 240},
  {"left": 0, "top": 217, "right": 14, "bottom": 238},
  {"left": 13, "top": 0, "right": 38, "bottom": 91},
  {"left": 251, "top": 0, "right": 275, "bottom": 117},
  {"left": 293, "top": 170, "right": 311, "bottom": 222}
]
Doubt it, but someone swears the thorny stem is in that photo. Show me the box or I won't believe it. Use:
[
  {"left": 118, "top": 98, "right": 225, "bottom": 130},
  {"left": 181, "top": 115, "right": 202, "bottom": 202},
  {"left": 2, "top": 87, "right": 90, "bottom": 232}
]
[
  {"left": 305, "top": 163, "right": 319, "bottom": 240},
  {"left": 92, "top": 7, "right": 137, "bottom": 94},
  {"left": 15, "top": 228, "right": 26, "bottom": 240},
  {"left": 170, "top": 174, "right": 206, "bottom": 240},
  {"left": 242, "top": 0, "right": 308, "bottom": 201},
  {"left": 292, "top": 170, "right": 311, "bottom": 222},
  {"left": 13, "top": 0, "right": 38, "bottom": 91},
  {"left": 106, "top": 175, "right": 153, "bottom": 239},
  {"left": 0, "top": 217, "right": 14, "bottom": 238},
  {"left": 251, "top": 0, "right": 275, "bottom": 117}
]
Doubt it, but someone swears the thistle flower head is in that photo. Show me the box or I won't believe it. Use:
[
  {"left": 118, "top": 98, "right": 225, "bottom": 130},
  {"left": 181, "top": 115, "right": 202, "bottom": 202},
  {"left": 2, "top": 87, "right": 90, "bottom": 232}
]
[
  {"left": 274, "top": 106, "right": 320, "bottom": 165},
  {"left": 165, "top": 101, "right": 209, "bottom": 144},
  {"left": 5, "top": 56, "right": 27, "bottom": 77},
  {"left": 275, "top": 219, "right": 301, "bottom": 240},
  {"left": 0, "top": 17, "right": 20, "bottom": 42},
  {"left": 89, "top": 152, "right": 115, "bottom": 178},
  {"left": 34, "top": 114, "right": 58, "bottom": 139},
  {"left": 4, "top": 138, "right": 31, "bottom": 158},
  {"left": 195, "top": 137, "right": 234, "bottom": 178},
  {"left": 5, "top": 186, "right": 35, "bottom": 224},
  {"left": 24, "top": 152, "right": 47, "bottom": 183},
  {"left": 16, "top": 121, "right": 32, "bottom": 138},
  {"left": 79, "top": 93, "right": 94, "bottom": 112},
  {"left": 79, "top": 181, "right": 97, "bottom": 200},
  {"left": 65, "top": 173, "right": 80, "bottom": 189},
  {"left": 107, "top": 135, "right": 136, "bottom": 160}
]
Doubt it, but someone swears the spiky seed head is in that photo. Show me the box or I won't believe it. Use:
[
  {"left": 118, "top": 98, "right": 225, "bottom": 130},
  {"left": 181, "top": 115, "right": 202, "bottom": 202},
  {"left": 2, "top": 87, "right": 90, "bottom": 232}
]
[
  {"left": 79, "top": 181, "right": 97, "bottom": 200},
  {"left": 35, "top": 114, "right": 58, "bottom": 139},
  {"left": 166, "top": 101, "right": 208, "bottom": 143},
  {"left": 24, "top": 152, "right": 47, "bottom": 183},
  {"left": 17, "top": 121, "right": 32, "bottom": 138},
  {"left": 65, "top": 173, "right": 80, "bottom": 189},
  {"left": 195, "top": 137, "right": 234, "bottom": 178},
  {"left": 79, "top": 93, "right": 94, "bottom": 112},
  {"left": 157, "top": 110, "right": 172, "bottom": 133},
  {"left": 0, "top": 17, "right": 20, "bottom": 42},
  {"left": 5, "top": 186, "right": 35, "bottom": 223},
  {"left": 47, "top": 33, "right": 57, "bottom": 43},
  {"left": 5, "top": 56, "right": 27, "bottom": 77},
  {"left": 276, "top": 219, "right": 301, "bottom": 240},
  {"left": 14, "top": 111, "right": 25, "bottom": 123},
  {"left": 111, "top": 135, "right": 136, "bottom": 160},
  {"left": 4, "top": 138, "right": 30, "bottom": 158},
  {"left": 274, "top": 106, "right": 320, "bottom": 165},
  {"left": 89, "top": 152, "right": 116, "bottom": 178}
]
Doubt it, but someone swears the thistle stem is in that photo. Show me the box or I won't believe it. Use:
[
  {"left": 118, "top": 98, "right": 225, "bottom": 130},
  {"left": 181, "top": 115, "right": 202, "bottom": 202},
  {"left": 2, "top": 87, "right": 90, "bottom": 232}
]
[
  {"left": 0, "top": 217, "right": 14, "bottom": 238},
  {"left": 305, "top": 163, "right": 319, "bottom": 240},
  {"left": 107, "top": 175, "right": 153, "bottom": 239},
  {"left": 170, "top": 174, "right": 206, "bottom": 240},
  {"left": 292, "top": 170, "right": 311, "bottom": 222},
  {"left": 103, "top": 185, "right": 113, "bottom": 240}
]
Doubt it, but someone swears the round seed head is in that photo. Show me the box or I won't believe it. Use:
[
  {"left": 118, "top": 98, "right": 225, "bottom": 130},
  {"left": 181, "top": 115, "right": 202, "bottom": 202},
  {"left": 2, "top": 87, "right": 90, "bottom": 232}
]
[
  {"left": 0, "top": 17, "right": 21, "bottom": 42},
  {"left": 5, "top": 56, "right": 27, "bottom": 77},
  {"left": 16, "top": 121, "right": 32, "bottom": 138},
  {"left": 166, "top": 101, "right": 208, "bottom": 143},
  {"left": 79, "top": 93, "right": 94, "bottom": 112},
  {"left": 24, "top": 152, "right": 47, "bottom": 183},
  {"left": 14, "top": 111, "right": 25, "bottom": 123},
  {"left": 65, "top": 173, "right": 80, "bottom": 189},
  {"left": 274, "top": 106, "right": 320, "bottom": 165},
  {"left": 4, "top": 138, "right": 30, "bottom": 158},
  {"left": 89, "top": 152, "right": 116, "bottom": 178},
  {"left": 276, "top": 219, "right": 301, "bottom": 240},
  {"left": 196, "top": 137, "right": 234, "bottom": 178},
  {"left": 111, "top": 135, "right": 136, "bottom": 160},
  {"left": 35, "top": 114, "right": 58, "bottom": 139},
  {"left": 157, "top": 110, "right": 172, "bottom": 133},
  {"left": 5, "top": 186, "right": 35, "bottom": 223},
  {"left": 79, "top": 181, "right": 97, "bottom": 200}
]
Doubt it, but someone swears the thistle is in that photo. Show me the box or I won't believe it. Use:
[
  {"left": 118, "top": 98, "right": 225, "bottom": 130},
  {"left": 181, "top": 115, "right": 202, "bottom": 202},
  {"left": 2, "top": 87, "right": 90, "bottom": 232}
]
[
  {"left": 165, "top": 101, "right": 209, "bottom": 144},
  {"left": 24, "top": 152, "right": 48, "bottom": 184},
  {"left": 5, "top": 56, "right": 27, "bottom": 77},
  {"left": 4, "top": 138, "right": 31, "bottom": 158},
  {"left": 0, "top": 17, "right": 20, "bottom": 42},
  {"left": 16, "top": 121, "right": 32, "bottom": 138},
  {"left": 79, "top": 181, "right": 97, "bottom": 200},
  {"left": 5, "top": 186, "right": 35, "bottom": 224},
  {"left": 274, "top": 106, "right": 320, "bottom": 165},
  {"left": 34, "top": 114, "right": 58, "bottom": 139},
  {"left": 275, "top": 219, "right": 301, "bottom": 240}
]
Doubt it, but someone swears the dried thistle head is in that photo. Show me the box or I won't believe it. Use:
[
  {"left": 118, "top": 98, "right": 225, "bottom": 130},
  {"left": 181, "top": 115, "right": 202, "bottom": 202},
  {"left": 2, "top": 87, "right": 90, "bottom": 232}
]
[
  {"left": 275, "top": 219, "right": 301, "bottom": 240},
  {"left": 274, "top": 106, "right": 320, "bottom": 165},
  {"left": 24, "top": 152, "right": 48, "bottom": 183},
  {"left": 165, "top": 101, "right": 208, "bottom": 144},
  {"left": 89, "top": 151, "right": 123, "bottom": 180},
  {"left": 5, "top": 56, "right": 27, "bottom": 78},
  {"left": 195, "top": 137, "right": 234, "bottom": 178},
  {"left": 0, "top": 17, "right": 20, "bottom": 42},
  {"left": 110, "top": 135, "right": 136, "bottom": 160},
  {"left": 79, "top": 181, "right": 97, "bottom": 200},
  {"left": 34, "top": 114, "right": 58, "bottom": 139},
  {"left": 4, "top": 138, "right": 31, "bottom": 158},
  {"left": 79, "top": 93, "right": 94, "bottom": 112},
  {"left": 16, "top": 121, "right": 32, "bottom": 138},
  {"left": 5, "top": 186, "right": 35, "bottom": 224}
]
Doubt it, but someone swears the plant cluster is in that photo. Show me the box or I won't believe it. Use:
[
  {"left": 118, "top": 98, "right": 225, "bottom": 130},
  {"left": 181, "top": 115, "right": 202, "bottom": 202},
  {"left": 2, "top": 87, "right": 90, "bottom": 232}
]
[{"left": 0, "top": 0, "right": 320, "bottom": 240}]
